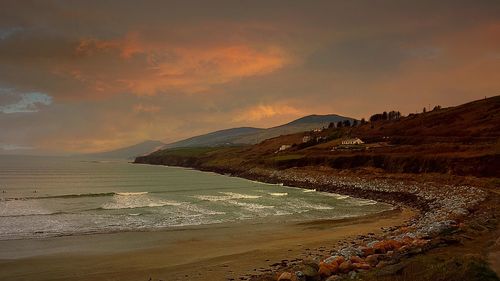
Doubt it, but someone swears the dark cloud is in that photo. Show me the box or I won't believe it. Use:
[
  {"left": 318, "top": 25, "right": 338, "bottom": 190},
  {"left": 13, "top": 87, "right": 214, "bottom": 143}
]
[{"left": 0, "top": 0, "right": 499, "bottom": 153}]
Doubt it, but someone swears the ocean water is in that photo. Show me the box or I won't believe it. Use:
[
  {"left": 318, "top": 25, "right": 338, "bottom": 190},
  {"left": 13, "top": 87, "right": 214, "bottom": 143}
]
[{"left": 0, "top": 155, "right": 391, "bottom": 240}]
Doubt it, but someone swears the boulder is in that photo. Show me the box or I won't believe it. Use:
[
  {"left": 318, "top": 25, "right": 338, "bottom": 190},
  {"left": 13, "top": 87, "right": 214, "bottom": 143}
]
[
  {"left": 323, "top": 256, "right": 338, "bottom": 265},
  {"left": 333, "top": 256, "right": 345, "bottom": 266},
  {"left": 350, "top": 256, "right": 363, "bottom": 264},
  {"left": 319, "top": 261, "right": 337, "bottom": 273},
  {"left": 360, "top": 246, "right": 374, "bottom": 256},
  {"left": 325, "top": 275, "right": 341, "bottom": 281},
  {"left": 318, "top": 263, "right": 332, "bottom": 278},
  {"left": 353, "top": 262, "right": 371, "bottom": 270},
  {"left": 412, "top": 239, "right": 429, "bottom": 247},
  {"left": 365, "top": 254, "right": 380, "bottom": 266},
  {"left": 278, "top": 272, "right": 293, "bottom": 281},
  {"left": 387, "top": 239, "right": 403, "bottom": 250},
  {"left": 302, "top": 260, "right": 319, "bottom": 271},
  {"left": 401, "top": 236, "right": 414, "bottom": 245},
  {"left": 372, "top": 241, "right": 387, "bottom": 254},
  {"left": 376, "top": 261, "right": 388, "bottom": 268},
  {"left": 301, "top": 264, "right": 320, "bottom": 280},
  {"left": 338, "top": 246, "right": 363, "bottom": 259},
  {"left": 338, "top": 261, "right": 352, "bottom": 273},
  {"left": 294, "top": 271, "right": 306, "bottom": 281}
]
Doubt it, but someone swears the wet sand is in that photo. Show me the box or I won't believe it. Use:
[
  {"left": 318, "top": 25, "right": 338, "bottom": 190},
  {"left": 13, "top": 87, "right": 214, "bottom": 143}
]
[{"left": 0, "top": 208, "right": 415, "bottom": 281}]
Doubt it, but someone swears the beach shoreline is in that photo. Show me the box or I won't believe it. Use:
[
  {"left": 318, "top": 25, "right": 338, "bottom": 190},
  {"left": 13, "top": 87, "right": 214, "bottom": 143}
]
[
  {"left": 132, "top": 160, "right": 499, "bottom": 280},
  {"left": 0, "top": 206, "right": 414, "bottom": 281}
]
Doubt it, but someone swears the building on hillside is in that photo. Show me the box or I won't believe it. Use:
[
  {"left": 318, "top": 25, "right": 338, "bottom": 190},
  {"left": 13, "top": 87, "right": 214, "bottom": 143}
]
[
  {"left": 278, "top": 144, "right": 292, "bottom": 151},
  {"left": 302, "top": 136, "right": 311, "bottom": 143},
  {"left": 341, "top": 138, "right": 364, "bottom": 145}
]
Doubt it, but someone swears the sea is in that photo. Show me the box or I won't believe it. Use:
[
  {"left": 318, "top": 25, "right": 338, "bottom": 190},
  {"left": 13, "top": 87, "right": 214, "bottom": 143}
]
[{"left": 0, "top": 155, "right": 392, "bottom": 240}]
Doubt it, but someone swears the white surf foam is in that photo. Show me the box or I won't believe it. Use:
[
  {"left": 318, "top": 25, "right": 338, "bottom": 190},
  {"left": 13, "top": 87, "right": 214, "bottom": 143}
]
[
  {"left": 269, "top": 192, "right": 288, "bottom": 196},
  {"left": 219, "top": 192, "right": 262, "bottom": 199},
  {"left": 116, "top": 192, "right": 148, "bottom": 196},
  {"left": 227, "top": 200, "right": 274, "bottom": 210},
  {"left": 350, "top": 199, "right": 378, "bottom": 206},
  {"left": 0, "top": 200, "right": 56, "bottom": 217},
  {"left": 319, "top": 192, "right": 350, "bottom": 199},
  {"left": 285, "top": 199, "right": 335, "bottom": 211},
  {"left": 194, "top": 192, "right": 261, "bottom": 201},
  {"left": 101, "top": 193, "right": 181, "bottom": 210}
]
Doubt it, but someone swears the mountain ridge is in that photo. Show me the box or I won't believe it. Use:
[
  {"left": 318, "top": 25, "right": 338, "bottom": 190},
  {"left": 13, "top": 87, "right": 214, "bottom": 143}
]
[{"left": 85, "top": 114, "right": 356, "bottom": 159}]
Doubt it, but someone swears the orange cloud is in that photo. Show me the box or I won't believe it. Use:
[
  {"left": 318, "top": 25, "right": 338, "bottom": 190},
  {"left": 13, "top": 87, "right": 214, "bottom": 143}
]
[
  {"left": 131, "top": 45, "right": 290, "bottom": 95},
  {"left": 234, "top": 104, "right": 303, "bottom": 122},
  {"left": 133, "top": 103, "right": 161, "bottom": 113},
  {"left": 65, "top": 33, "right": 292, "bottom": 97}
]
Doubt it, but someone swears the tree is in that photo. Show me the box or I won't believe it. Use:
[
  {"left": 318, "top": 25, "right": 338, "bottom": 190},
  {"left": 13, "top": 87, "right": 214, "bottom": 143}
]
[
  {"left": 352, "top": 119, "right": 358, "bottom": 126},
  {"left": 369, "top": 113, "right": 384, "bottom": 122},
  {"left": 387, "top": 110, "right": 401, "bottom": 120},
  {"left": 328, "top": 122, "right": 335, "bottom": 129},
  {"left": 423, "top": 107, "right": 427, "bottom": 113},
  {"left": 360, "top": 118, "right": 367, "bottom": 125},
  {"left": 336, "top": 121, "right": 343, "bottom": 128},
  {"left": 382, "top": 111, "right": 388, "bottom": 120},
  {"left": 343, "top": 119, "right": 351, "bottom": 127}
]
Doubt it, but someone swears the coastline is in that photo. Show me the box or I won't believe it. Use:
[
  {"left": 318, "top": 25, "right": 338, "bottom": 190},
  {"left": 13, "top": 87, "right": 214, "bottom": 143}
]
[
  {"left": 133, "top": 160, "right": 499, "bottom": 280},
  {"left": 0, "top": 207, "right": 414, "bottom": 281}
]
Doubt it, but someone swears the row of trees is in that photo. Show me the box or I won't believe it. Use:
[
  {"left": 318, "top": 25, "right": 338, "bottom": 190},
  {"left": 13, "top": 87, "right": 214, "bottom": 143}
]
[
  {"left": 327, "top": 118, "right": 368, "bottom": 129},
  {"left": 324, "top": 105, "right": 442, "bottom": 130},
  {"left": 369, "top": 110, "right": 402, "bottom": 122}
]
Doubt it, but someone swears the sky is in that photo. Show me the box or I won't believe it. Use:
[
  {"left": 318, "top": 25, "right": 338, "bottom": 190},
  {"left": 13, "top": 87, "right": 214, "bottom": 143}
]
[{"left": 0, "top": 0, "right": 499, "bottom": 154}]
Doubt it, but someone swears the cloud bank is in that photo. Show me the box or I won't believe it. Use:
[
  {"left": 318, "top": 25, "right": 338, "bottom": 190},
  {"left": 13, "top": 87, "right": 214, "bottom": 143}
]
[{"left": 0, "top": 0, "right": 499, "bottom": 153}]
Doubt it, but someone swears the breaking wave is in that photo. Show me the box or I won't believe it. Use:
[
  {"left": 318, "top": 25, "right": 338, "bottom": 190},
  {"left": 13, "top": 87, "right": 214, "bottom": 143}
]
[
  {"left": 101, "top": 193, "right": 181, "bottom": 210},
  {"left": 269, "top": 192, "right": 288, "bottom": 196},
  {"left": 194, "top": 192, "right": 261, "bottom": 201}
]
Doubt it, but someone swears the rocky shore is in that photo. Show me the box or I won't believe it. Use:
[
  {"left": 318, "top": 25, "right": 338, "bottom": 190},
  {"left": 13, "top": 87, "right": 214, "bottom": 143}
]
[
  {"left": 227, "top": 167, "right": 488, "bottom": 281},
  {"left": 135, "top": 155, "right": 496, "bottom": 280}
]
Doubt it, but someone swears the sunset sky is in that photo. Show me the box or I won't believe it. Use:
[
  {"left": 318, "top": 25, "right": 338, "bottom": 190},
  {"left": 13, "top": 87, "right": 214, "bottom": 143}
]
[{"left": 1, "top": 1, "right": 499, "bottom": 154}]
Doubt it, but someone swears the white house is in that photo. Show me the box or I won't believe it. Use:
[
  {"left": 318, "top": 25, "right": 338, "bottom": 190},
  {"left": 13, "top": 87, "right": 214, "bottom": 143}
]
[
  {"left": 302, "top": 136, "right": 311, "bottom": 143},
  {"left": 341, "top": 138, "right": 364, "bottom": 145},
  {"left": 278, "top": 144, "right": 292, "bottom": 151}
]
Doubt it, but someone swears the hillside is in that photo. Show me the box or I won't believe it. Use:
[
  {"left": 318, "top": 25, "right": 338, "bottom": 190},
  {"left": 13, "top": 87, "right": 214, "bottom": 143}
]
[
  {"left": 85, "top": 140, "right": 166, "bottom": 159},
  {"left": 136, "top": 96, "right": 500, "bottom": 177},
  {"left": 166, "top": 114, "right": 355, "bottom": 148},
  {"left": 352, "top": 96, "right": 500, "bottom": 140},
  {"left": 233, "top": 114, "right": 356, "bottom": 144},
  {"left": 83, "top": 114, "right": 355, "bottom": 159},
  {"left": 164, "top": 127, "right": 263, "bottom": 148}
]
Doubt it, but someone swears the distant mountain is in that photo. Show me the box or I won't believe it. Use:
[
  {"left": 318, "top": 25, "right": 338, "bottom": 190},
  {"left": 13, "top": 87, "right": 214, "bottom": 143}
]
[
  {"left": 164, "top": 127, "right": 263, "bottom": 148},
  {"left": 89, "top": 114, "right": 356, "bottom": 159},
  {"left": 166, "top": 114, "right": 355, "bottom": 148},
  {"left": 286, "top": 114, "right": 352, "bottom": 125},
  {"left": 85, "top": 140, "right": 166, "bottom": 159}
]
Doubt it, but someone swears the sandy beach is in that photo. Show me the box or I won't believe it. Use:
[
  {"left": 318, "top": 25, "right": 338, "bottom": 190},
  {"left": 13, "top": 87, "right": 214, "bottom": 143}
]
[{"left": 0, "top": 208, "right": 414, "bottom": 281}]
